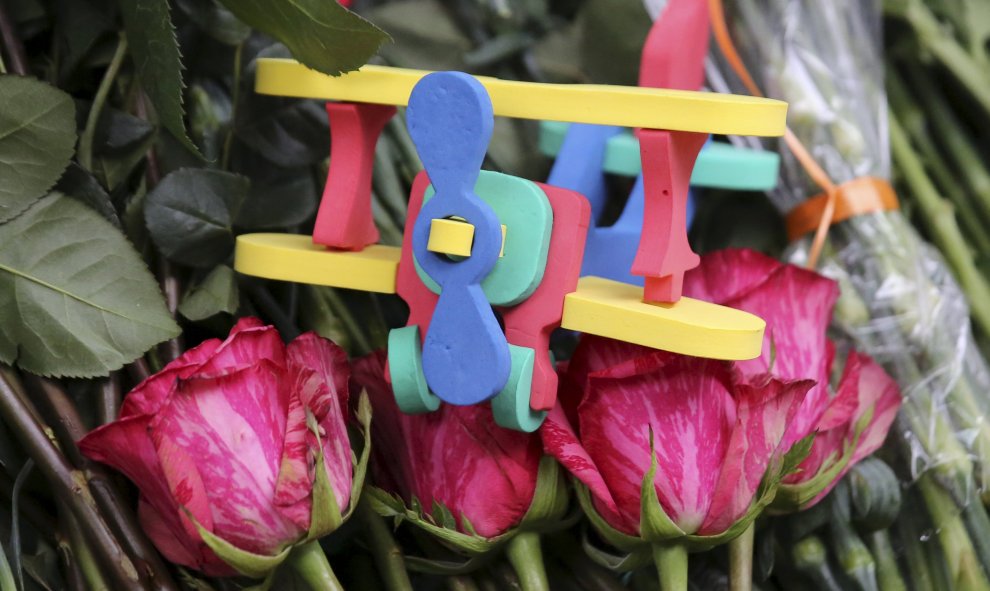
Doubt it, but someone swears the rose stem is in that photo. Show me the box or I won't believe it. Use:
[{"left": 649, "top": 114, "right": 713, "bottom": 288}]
[
  {"left": 55, "top": 515, "right": 88, "bottom": 591},
  {"left": 357, "top": 500, "right": 413, "bottom": 591},
  {"left": 728, "top": 522, "right": 755, "bottom": 591},
  {"left": 505, "top": 532, "right": 549, "bottom": 591},
  {"left": 98, "top": 372, "right": 122, "bottom": 425},
  {"left": 24, "top": 374, "right": 179, "bottom": 591},
  {"left": 244, "top": 281, "right": 301, "bottom": 340},
  {"left": 547, "top": 532, "right": 628, "bottom": 591},
  {"left": 446, "top": 575, "right": 481, "bottom": 591},
  {"left": 0, "top": 367, "right": 145, "bottom": 590},
  {"left": 652, "top": 542, "right": 688, "bottom": 591},
  {"left": 64, "top": 507, "right": 111, "bottom": 591},
  {"left": 867, "top": 530, "right": 907, "bottom": 591},
  {"left": 887, "top": 113, "right": 990, "bottom": 336},
  {"left": 126, "top": 357, "right": 152, "bottom": 385},
  {"left": 78, "top": 33, "right": 127, "bottom": 173},
  {"left": 0, "top": 0, "right": 29, "bottom": 76},
  {"left": 287, "top": 540, "right": 345, "bottom": 591},
  {"left": 135, "top": 93, "right": 184, "bottom": 363}
]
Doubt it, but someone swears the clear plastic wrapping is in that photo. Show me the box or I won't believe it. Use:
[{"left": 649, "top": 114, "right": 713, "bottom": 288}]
[{"left": 717, "top": 0, "right": 990, "bottom": 504}]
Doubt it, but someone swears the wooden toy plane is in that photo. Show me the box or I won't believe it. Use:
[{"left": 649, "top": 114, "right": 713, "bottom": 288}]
[{"left": 234, "top": 58, "right": 786, "bottom": 431}]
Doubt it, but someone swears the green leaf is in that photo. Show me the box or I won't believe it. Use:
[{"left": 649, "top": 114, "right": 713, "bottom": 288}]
[
  {"left": 237, "top": 47, "right": 330, "bottom": 167},
  {"left": 144, "top": 168, "right": 248, "bottom": 267},
  {"left": 174, "top": 0, "right": 249, "bottom": 45},
  {"left": 234, "top": 166, "right": 318, "bottom": 229},
  {"left": 0, "top": 76, "right": 76, "bottom": 223},
  {"left": 55, "top": 163, "right": 121, "bottom": 227},
  {"left": 0, "top": 193, "right": 180, "bottom": 377},
  {"left": 79, "top": 101, "right": 156, "bottom": 191},
  {"left": 216, "top": 0, "right": 390, "bottom": 77},
  {"left": 116, "top": 0, "right": 201, "bottom": 156},
  {"left": 187, "top": 80, "right": 232, "bottom": 163},
  {"left": 178, "top": 265, "right": 238, "bottom": 321},
  {"left": 53, "top": 0, "right": 117, "bottom": 79}
]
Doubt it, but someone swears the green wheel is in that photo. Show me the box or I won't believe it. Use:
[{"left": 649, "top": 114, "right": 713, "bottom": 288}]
[
  {"left": 387, "top": 326, "right": 440, "bottom": 414},
  {"left": 492, "top": 345, "right": 547, "bottom": 432}
]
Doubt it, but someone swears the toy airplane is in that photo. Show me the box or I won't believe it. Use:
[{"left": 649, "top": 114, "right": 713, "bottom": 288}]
[
  {"left": 540, "top": 0, "right": 780, "bottom": 287},
  {"left": 234, "top": 59, "right": 786, "bottom": 431}
]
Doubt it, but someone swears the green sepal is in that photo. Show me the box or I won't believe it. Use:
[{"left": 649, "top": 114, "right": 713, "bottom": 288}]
[
  {"left": 365, "top": 487, "right": 503, "bottom": 556},
  {"left": 344, "top": 390, "right": 373, "bottom": 522},
  {"left": 772, "top": 406, "right": 872, "bottom": 512},
  {"left": 240, "top": 568, "right": 278, "bottom": 591},
  {"left": 580, "top": 526, "right": 653, "bottom": 572},
  {"left": 518, "top": 456, "right": 571, "bottom": 532},
  {"left": 574, "top": 483, "right": 647, "bottom": 555},
  {"left": 639, "top": 428, "right": 687, "bottom": 542},
  {"left": 305, "top": 408, "right": 343, "bottom": 539},
  {"left": 183, "top": 509, "right": 291, "bottom": 578},
  {"left": 403, "top": 553, "right": 494, "bottom": 576},
  {"left": 364, "top": 451, "right": 568, "bottom": 565}
]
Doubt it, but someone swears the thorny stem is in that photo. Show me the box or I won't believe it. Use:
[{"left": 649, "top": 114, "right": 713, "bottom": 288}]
[
  {"left": 79, "top": 34, "right": 128, "bottom": 172},
  {"left": 0, "top": 367, "right": 145, "bottom": 591},
  {"left": 25, "top": 375, "right": 180, "bottom": 591},
  {"left": 56, "top": 504, "right": 89, "bottom": 591},
  {"left": 888, "top": 115, "right": 990, "bottom": 336},
  {"left": 0, "top": 0, "right": 28, "bottom": 76},
  {"left": 652, "top": 543, "right": 689, "bottom": 591},
  {"left": 98, "top": 372, "right": 122, "bottom": 425},
  {"left": 245, "top": 281, "right": 301, "bottom": 340},
  {"left": 126, "top": 357, "right": 152, "bottom": 385},
  {"left": 287, "top": 541, "right": 345, "bottom": 591},
  {"left": 358, "top": 501, "right": 414, "bottom": 591},
  {"left": 136, "top": 93, "right": 184, "bottom": 362},
  {"left": 505, "top": 532, "right": 549, "bottom": 591},
  {"left": 729, "top": 523, "right": 755, "bottom": 591}
]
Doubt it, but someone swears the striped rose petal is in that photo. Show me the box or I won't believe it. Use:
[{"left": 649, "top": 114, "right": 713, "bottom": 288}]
[
  {"left": 580, "top": 356, "right": 735, "bottom": 535},
  {"left": 150, "top": 362, "right": 303, "bottom": 555},
  {"left": 120, "top": 338, "right": 221, "bottom": 418},
  {"left": 540, "top": 405, "right": 624, "bottom": 528},
  {"left": 698, "top": 377, "right": 812, "bottom": 535},
  {"left": 354, "top": 353, "right": 541, "bottom": 538},
  {"left": 78, "top": 415, "right": 236, "bottom": 574},
  {"left": 686, "top": 250, "right": 839, "bottom": 447}
]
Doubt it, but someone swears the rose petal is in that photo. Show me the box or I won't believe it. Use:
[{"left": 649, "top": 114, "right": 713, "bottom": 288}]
[
  {"left": 138, "top": 497, "right": 235, "bottom": 577},
  {"left": 540, "top": 405, "right": 624, "bottom": 528},
  {"left": 150, "top": 362, "right": 303, "bottom": 555},
  {"left": 849, "top": 352, "right": 901, "bottom": 465},
  {"left": 683, "top": 249, "right": 784, "bottom": 304},
  {"left": 273, "top": 390, "right": 315, "bottom": 530},
  {"left": 287, "top": 333, "right": 350, "bottom": 421},
  {"left": 79, "top": 416, "right": 208, "bottom": 564},
  {"left": 580, "top": 356, "right": 735, "bottom": 535},
  {"left": 120, "top": 338, "right": 221, "bottom": 418},
  {"left": 354, "top": 352, "right": 540, "bottom": 538},
  {"left": 699, "top": 377, "right": 813, "bottom": 535},
  {"left": 196, "top": 323, "right": 286, "bottom": 377}
]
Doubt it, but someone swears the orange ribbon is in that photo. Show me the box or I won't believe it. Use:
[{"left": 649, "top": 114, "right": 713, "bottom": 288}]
[
  {"left": 708, "top": 0, "right": 898, "bottom": 268},
  {"left": 784, "top": 177, "right": 899, "bottom": 242}
]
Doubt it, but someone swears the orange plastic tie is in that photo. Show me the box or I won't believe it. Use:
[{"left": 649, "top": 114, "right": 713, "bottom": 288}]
[
  {"left": 709, "top": 0, "right": 848, "bottom": 268},
  {"left": 785, "top": 177, "right": 899, "bottom": 242}
]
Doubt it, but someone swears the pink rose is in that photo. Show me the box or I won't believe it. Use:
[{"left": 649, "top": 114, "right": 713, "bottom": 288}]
[
  {"left": 353, "top": 351, "right": 543, "bottom": 538},
  {"left": 682, "top": 249, "right": 900, "bottom": 509},
  {"left": 80, "top": 318, "right": 360, "bottom": 576},
  {"left": 542, "top": 336, "right": 812, "bottom": 537}
]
